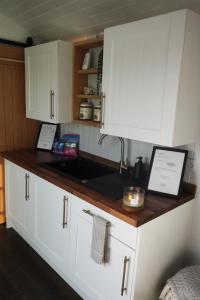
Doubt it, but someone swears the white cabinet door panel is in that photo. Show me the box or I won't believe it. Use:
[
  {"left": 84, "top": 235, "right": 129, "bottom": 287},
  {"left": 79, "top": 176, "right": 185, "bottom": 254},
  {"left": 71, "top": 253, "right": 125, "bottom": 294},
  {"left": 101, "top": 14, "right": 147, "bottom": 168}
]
[
  {"left": 69, "top": 208, "right": 135, "bottom": 300},
  {"left": 101, "top": 10, "right": 195, "bottom": 146},
  {"left": 5, "top": 160, "right": 35, "bottom": 237},
  {"left": 105, "top": 30, "right": 168, "bottom": 132},
  {"left": 25, "top": 41, "right": 72, "bottom": 124},
  {"left": 34, "top": 176, "right": 70, "bottom": 270},
  {"left": 101, "top": 13, "right": 174, "bottom": 143},
  {"left": 26, "top": 47, "right": 56, "bottom": 123}
]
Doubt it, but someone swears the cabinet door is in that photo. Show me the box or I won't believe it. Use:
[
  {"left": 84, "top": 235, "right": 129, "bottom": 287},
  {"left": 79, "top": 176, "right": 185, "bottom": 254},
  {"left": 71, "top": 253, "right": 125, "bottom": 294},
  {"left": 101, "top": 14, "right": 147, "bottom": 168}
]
[
  {"left": 25, "top": 43, "right": 57, "bottom": 123},
  {"left": 101, "top": 11, "right": 185, "bottom": 145},
  {"left": 5, "top": 161, "right": 35, "bottom": 237},
  {"left": 34, "top": 176, "right": 70, "bottom": 271},
  {"left": 69, "top": 207, "right": 135, "bottom": 300}
]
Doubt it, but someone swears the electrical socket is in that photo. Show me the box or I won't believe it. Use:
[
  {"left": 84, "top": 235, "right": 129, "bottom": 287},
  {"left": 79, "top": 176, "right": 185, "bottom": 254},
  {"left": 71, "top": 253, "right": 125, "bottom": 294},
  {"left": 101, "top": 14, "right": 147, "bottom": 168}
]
[
  {"left": 187, "top": 158, "right": 194, "bottom": 170},
  {"left": 188, "top": 150, "right": 195, "bottom": 160}
]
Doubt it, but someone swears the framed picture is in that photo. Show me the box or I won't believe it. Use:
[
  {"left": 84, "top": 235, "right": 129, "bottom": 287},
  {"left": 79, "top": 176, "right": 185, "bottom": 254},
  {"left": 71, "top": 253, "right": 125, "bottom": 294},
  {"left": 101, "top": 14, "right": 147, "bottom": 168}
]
[
  {"left": 36, "top": 123, "right": 58, "bottom": 151},
  {"left": 147, "top": 146, "right": 188, "bottom": 198}
]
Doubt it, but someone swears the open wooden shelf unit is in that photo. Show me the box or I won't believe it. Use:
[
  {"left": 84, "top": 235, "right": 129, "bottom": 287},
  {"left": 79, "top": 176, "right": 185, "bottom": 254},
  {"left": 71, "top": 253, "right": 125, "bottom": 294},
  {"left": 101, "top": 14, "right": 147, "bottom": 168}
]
[{"left": 72, "top": 37, "right": 103, "bottom": 127}]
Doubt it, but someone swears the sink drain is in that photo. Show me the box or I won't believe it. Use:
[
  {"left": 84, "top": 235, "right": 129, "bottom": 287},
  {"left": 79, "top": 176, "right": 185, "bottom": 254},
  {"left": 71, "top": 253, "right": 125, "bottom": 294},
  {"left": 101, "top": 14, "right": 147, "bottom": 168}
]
[{"left": 81, "top": 179, "right": 88, "bottom": 184}]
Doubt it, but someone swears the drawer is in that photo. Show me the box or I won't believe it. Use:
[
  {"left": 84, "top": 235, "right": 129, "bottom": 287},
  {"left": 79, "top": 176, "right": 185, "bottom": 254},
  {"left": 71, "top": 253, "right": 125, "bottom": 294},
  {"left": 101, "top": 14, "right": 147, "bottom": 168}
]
[{"left": 71, "top": 194, "right": 138, "bottom": 250}]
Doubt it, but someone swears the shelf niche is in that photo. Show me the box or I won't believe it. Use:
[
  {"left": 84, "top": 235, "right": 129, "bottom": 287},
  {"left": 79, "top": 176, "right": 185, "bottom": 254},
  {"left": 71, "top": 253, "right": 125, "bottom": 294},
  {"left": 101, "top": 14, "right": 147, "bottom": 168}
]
[{"left": 72, "top": 37, "right": 103, "bottom": 128}]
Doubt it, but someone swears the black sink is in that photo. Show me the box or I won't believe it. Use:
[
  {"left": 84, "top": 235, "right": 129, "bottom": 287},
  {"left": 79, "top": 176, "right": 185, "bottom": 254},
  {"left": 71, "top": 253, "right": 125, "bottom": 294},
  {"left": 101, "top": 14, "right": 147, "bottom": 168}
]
[
  {"left": 39, "top": 157, "right": 142, "bottom": 200},
  {"left": 84, "top": 172, "right": 135, "bottom": 199},
  {"left": 40, "top": 157, "right": 116, "bottom": 181}
]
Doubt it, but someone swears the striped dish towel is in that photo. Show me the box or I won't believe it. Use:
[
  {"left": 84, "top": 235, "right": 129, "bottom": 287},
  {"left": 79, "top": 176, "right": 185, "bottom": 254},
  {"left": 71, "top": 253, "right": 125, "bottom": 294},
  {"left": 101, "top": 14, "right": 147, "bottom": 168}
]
[{"left": 91, "top": 215, "right": 110, "bottom": 264}]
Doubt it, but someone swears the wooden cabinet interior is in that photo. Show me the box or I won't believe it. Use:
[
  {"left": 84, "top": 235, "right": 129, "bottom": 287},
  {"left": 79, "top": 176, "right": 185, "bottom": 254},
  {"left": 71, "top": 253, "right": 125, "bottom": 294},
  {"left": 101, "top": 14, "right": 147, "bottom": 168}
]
[
  {"left": 0, "top": 44, "right": 37, "bottom": 224},
  {"left": 72, "top": 37, "right": 103, "bottom": 127}
]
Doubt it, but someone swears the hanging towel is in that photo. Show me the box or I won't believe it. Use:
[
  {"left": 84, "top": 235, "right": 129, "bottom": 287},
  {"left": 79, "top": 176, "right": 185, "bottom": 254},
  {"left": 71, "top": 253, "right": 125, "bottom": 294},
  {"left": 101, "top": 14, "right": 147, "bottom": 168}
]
[{"left": 91, "top": 215, "right": 110, "bottom": 264}]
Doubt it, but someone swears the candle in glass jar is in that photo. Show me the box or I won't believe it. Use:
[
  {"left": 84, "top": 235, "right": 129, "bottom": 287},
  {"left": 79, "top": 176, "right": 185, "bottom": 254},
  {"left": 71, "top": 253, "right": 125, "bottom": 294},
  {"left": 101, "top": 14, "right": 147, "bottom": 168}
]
[{"left": 123, "top": 186, "right": 145, "bottom": 211}]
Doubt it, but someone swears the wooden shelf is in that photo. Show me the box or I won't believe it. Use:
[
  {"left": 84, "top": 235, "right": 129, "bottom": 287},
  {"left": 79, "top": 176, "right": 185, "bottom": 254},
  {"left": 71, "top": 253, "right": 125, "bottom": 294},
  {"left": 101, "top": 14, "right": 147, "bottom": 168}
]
[
  {"left": 77, "top": 94, "right": 102, "bottom": 100},
  {"left": 78, "top": 68, "right": 98, "bottom": 75},
  {"left": 73, "top": 37, "right": 104, "bottom": 127},
  {"left": 72, "top": 119, "right": 101, "bottom": 128},
  {"left": 74, "top": 37, "right": 103, "bottom": 49}
]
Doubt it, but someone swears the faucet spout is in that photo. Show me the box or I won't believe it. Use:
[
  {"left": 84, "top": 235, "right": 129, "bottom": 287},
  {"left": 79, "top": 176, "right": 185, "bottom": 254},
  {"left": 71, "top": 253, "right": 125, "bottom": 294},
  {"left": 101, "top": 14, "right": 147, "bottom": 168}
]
[
  {"left": 98, "top": 134, "right": 128, "bottom": 174},
  {"left": 98, "top": 134, "right": 108, "bottom": 145}
]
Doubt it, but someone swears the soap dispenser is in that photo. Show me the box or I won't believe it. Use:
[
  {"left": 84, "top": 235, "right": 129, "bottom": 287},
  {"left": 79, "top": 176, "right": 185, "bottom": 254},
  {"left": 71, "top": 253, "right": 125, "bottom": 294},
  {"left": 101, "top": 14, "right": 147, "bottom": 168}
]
[{"left": 133, "top": 156, "right": 145, "bottom": 183}]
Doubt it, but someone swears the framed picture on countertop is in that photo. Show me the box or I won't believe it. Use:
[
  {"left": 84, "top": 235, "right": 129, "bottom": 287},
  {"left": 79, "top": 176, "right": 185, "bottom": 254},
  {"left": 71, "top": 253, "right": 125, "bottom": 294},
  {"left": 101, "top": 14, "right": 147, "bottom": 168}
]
[
  {"left": 36, "top": 123, "right": 58, "bottom": 151},
  {"left": 147, "top": 146, "right": 188, "bottom": 198}
]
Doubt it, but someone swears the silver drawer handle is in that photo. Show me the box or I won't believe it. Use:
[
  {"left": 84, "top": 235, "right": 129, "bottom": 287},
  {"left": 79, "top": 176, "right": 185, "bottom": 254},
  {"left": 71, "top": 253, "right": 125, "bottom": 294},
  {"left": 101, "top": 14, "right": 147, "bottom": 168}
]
[
  {"left": 25, "top": 173, "right": 29, "bottom": 201},
  {"left": 121, "top": 256, "right": 130, "bottom": 296},
  {"left": 62, "top": 196, "right": 68, "bottom": 228},
  {"left": 50, "top": 90, "right": 55, "bottom": 119},
  {"left": 101, "top": 92, "right": 105, "bottom": 128}
]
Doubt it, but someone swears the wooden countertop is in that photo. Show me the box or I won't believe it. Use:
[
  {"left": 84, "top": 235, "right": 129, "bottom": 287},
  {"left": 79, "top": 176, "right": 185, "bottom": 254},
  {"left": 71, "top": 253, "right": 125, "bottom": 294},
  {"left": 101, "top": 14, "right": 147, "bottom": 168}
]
[{"left": 0, "top": 149, "right": 196, "bottom": 227}]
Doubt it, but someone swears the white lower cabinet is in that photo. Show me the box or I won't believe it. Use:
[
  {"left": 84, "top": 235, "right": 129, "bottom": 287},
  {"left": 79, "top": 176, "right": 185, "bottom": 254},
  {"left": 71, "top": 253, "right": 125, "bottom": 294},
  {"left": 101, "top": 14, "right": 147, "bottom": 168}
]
[
  {"left": 5, "top": 160, "right": 136, "bottom": 300},
  {"left": 4, "top": 159, "right": 194, "bottom": 300},
  {"left": 5, "top": 160, "right": 70, "bottom": 276},
  {"left": 5, "top": 160, "right": 35, "bottom": 238},
  {"left": 68, "top": 200, "right": 135, "bottom": 300},
  {"left": 33, "top": 176, "right": 70, "bottom": 272}
]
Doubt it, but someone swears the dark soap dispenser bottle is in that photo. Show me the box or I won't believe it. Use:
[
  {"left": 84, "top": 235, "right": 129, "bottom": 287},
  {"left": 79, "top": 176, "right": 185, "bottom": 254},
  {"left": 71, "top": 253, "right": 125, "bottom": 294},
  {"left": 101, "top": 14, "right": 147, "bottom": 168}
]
[{"left": 133, "top": 156, "right": 145, "bottom": 184}]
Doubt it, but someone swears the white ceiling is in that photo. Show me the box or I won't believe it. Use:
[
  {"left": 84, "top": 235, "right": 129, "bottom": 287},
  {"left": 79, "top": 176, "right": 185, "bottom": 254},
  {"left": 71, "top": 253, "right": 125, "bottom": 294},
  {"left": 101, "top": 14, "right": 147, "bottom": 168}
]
[{"left": 1, "top": 0, "right": 200, "bottom": 43}]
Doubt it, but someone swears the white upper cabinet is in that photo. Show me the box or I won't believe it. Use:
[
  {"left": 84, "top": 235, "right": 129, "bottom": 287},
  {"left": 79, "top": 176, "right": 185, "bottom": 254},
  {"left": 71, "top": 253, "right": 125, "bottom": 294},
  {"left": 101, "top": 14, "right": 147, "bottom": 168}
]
[
  {"left": 101, "top": 9, "right": 200, "bottom": 146},
  {"left": 25, "top": 40, "right": 72, "bottom": 123}
]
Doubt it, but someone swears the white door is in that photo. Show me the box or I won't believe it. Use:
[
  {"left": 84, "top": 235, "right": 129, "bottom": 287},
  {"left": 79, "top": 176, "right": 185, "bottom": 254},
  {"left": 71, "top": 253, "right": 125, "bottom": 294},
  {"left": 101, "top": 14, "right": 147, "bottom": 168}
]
[
  {"left": 25, "top": 42, "right": 57, "bottom": 123},
  {"left": 101, "top": 11, "right": 185, "bottom": 145},
  {"left": 34, "top": 176, "right": 70, "bottom": 271},
  {"left": 5, "top": 161, "right": 35, "bottom": 237},
  {"left": 69, "top": 208, "right": 135, "bottom": 300}
]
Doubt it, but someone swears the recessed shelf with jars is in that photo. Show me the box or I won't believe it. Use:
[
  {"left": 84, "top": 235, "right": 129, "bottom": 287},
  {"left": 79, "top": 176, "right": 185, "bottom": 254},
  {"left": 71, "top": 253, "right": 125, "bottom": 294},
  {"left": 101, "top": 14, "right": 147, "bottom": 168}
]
[{"left": 72, "top": 37, "right": 103, "bottom": 128}]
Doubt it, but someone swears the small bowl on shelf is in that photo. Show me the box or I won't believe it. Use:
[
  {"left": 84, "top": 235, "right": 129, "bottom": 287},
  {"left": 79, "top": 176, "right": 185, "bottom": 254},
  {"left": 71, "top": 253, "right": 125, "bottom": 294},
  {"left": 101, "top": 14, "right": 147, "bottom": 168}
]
[{"left": 83, "top": 87, "right": 95, "bottom": 95}]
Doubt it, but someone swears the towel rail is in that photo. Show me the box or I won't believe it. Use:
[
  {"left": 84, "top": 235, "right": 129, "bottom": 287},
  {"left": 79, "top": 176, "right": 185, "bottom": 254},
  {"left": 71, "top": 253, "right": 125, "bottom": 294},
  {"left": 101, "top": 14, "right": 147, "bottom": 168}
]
[
  {"left": 82, "top": 209, "right": 94, "bottom": 217},
  {"left": 82, "top": 209, "right": 111, "bottom": 225}
]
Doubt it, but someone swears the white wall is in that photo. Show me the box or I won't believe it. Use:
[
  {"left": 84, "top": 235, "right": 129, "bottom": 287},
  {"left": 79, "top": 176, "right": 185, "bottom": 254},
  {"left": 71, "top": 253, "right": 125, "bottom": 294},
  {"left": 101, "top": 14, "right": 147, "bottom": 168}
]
[
  {"left": 61, "top": 123, "right": 154, "bottom": 166},
  {"left": 184, "top": 142, "right": 200, "bottom": 265},
  {"left": 0, "top": 13, "right": 29, "bottom": 42}
]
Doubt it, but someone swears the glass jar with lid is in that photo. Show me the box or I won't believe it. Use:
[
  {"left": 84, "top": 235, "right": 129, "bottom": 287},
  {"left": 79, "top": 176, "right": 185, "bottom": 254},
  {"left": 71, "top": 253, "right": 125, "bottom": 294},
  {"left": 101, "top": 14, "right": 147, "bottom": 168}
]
[
  {"left": 79, "top": 101, "right": 92, "bottom": 120},
  {"left": 93, "top": 102, "right": 101, "bottom": 122}
]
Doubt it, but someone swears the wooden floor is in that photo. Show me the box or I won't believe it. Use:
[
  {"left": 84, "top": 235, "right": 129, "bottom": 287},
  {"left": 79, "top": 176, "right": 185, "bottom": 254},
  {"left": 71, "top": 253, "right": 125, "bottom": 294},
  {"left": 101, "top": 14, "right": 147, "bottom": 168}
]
[{"left": 0, "top": 225, "right": 82, "bottom": 300}]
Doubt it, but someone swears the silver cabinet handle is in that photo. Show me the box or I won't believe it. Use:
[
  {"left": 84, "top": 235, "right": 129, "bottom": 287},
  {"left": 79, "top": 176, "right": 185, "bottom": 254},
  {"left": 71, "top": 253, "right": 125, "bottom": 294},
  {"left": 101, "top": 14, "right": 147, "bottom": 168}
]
[
  {"left": 50, "top": 90, "right": 55, "bottom": 119},
  {"left": 25, "top": 173, "right": 29, "bottom": 201},
  {"left": 121, "top": 256, "right": 130, "bottom": 296},
  {"left": 82, "top": 209, "right": 94, "bottom": 217},
  {"left": 101, "top": 93, "right": 105, "bottom": 128},
  {"left": 62, "top": 196, "right": 68, "bottom": 228}
]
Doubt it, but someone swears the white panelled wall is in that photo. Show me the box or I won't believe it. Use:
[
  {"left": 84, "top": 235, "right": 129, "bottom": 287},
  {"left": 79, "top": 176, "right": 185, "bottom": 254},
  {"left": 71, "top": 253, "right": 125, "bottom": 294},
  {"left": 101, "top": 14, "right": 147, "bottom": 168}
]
[
  {"left": 0, "top": 13, "right": 29, "bottom": 42},
  {"left": 61, "top": 123, "right": 154, "bottom": 166},
  {"left": 184, "top": 142, "right": 200, "bottom": 265},
  {"left": 61, "top": 123, "right": 200, "bottom": 265}
]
